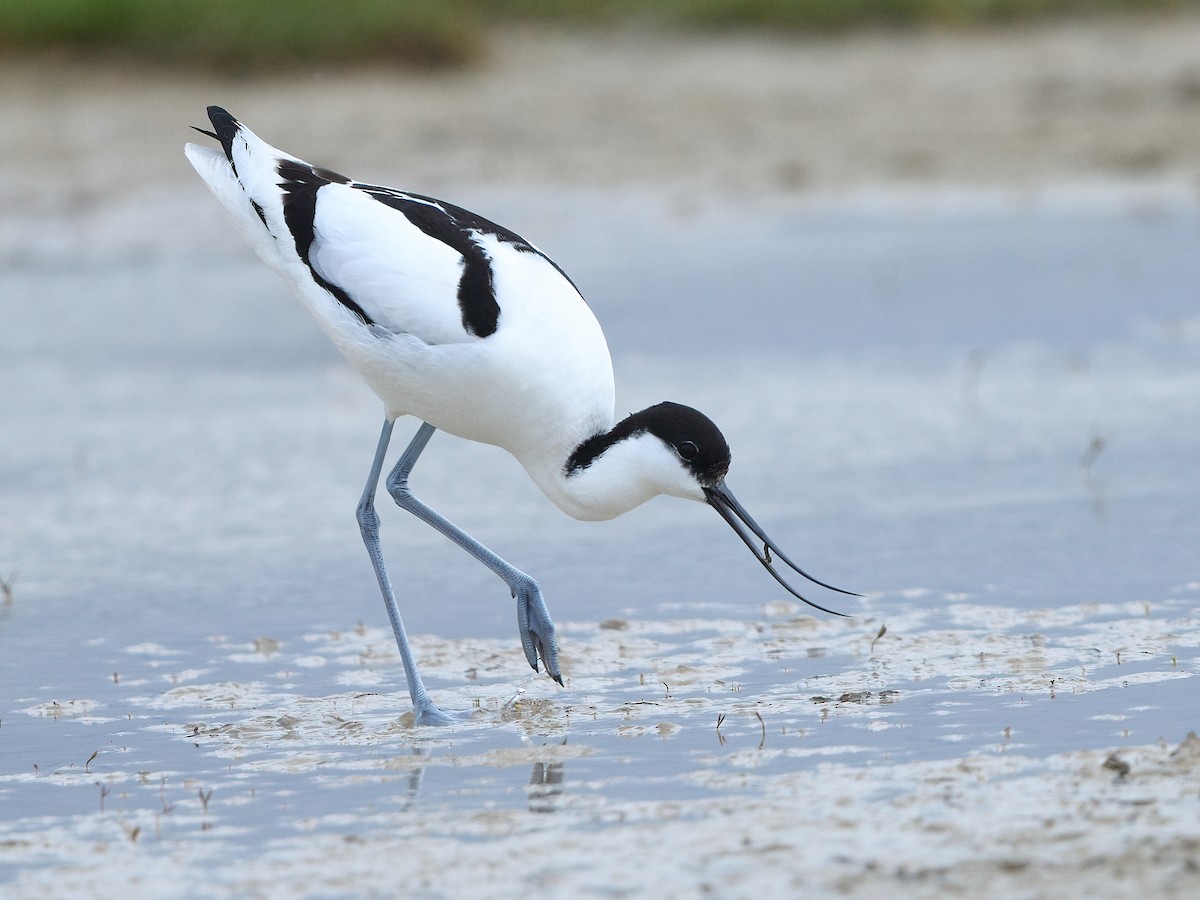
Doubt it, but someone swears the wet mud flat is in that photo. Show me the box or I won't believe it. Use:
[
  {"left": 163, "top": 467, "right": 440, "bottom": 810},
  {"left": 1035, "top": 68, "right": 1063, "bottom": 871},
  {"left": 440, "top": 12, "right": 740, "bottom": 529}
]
[{"left": 1, "top": 598, "right": 1198, "bottom": 897}]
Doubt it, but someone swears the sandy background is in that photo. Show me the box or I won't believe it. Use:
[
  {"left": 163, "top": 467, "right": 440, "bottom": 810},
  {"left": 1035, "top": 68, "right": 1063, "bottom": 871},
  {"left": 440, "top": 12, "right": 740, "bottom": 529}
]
[{"left": 4, "top": 13, "right": 1200, "bottom": 208}]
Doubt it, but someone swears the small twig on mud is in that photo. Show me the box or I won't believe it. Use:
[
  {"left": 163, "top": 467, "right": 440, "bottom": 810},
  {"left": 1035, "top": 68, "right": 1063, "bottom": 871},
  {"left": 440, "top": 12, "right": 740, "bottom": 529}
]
[{"left": 870, "top": 624, "right": 887, "bottom": 652}]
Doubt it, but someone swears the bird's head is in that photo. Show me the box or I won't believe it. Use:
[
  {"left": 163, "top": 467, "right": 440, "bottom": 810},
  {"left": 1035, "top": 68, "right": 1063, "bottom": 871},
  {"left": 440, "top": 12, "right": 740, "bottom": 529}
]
[{"left": 566, "top": 402, "right": 858, "bottom": 615}]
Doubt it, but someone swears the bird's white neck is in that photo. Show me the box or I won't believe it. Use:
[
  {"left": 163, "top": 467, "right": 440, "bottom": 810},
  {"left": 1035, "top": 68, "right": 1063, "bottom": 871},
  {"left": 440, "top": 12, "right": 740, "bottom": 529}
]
[{"left": 521, "top": 429, "right": 703, "bottom": 522}]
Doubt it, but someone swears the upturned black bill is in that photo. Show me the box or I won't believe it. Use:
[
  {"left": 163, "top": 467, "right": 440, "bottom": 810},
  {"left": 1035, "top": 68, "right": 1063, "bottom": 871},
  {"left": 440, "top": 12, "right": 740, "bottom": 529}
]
[{"left": 704, "top": 481, "right": 859, "bottom": 616}]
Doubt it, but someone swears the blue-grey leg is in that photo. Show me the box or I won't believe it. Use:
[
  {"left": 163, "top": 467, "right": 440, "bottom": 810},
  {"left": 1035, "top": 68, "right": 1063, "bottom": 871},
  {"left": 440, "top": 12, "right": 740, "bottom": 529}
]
[
  {"left": 386, "top": 422, "right": 562, "bottom": 685},
  {"left": 356, "top": 418, "right": 457, "bottom": 726}
]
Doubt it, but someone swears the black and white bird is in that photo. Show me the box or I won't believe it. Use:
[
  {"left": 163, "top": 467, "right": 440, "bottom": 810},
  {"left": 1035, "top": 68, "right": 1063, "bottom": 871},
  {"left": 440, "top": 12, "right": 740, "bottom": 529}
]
[{"left": 185, "top": 106, "right": 856, "bottom": 725}]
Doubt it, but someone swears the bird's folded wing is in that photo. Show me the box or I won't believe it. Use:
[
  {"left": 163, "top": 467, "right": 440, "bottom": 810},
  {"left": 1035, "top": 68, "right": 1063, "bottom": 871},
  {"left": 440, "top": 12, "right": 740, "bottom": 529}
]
[{"left": 306, "top": 184, "right": 482, "bottom": 344}]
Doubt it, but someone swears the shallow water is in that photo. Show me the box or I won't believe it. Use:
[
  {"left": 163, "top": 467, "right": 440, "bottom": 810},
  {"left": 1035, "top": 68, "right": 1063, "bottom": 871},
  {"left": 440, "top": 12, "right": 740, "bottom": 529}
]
[{"left": 1, "top": 184, "right": 1198, "bottom": 896}]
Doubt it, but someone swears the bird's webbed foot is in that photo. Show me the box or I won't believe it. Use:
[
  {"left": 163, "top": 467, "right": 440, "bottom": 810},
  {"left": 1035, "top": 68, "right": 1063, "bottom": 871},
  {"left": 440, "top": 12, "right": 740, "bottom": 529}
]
[
  {"left": 512, "top": 576, "right": 562, "bottom": 685},
  {"left": 412, "top": 700, "right": 466, "bottom": 727}
]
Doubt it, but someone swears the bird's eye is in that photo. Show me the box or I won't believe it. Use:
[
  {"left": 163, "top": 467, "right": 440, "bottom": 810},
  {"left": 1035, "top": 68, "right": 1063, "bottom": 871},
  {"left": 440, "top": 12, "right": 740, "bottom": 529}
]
[{"left": 678, "top": 441, "right": 699, "bottom": 460}]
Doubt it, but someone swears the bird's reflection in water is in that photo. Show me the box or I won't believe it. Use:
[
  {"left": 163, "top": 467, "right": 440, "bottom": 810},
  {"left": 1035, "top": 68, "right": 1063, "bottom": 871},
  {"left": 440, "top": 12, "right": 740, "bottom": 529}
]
[
  {"left": 384, "top": 746, "right": 431, "bottom": 812},
  {"left": 384, "top": 742, "right": 565, "bottom": 812},
  {"left": 527, "top": 759, "right": 565, "bottom": 814}
]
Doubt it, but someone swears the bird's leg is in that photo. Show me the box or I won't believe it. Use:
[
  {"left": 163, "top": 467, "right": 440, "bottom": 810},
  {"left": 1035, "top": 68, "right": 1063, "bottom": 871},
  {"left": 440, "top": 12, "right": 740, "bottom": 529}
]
[
  {"left": 386, "top": 421, "right": 562, "bottom": 685},
  {"left": 357, "top": 418, "right": 457, "bottom": 726}
]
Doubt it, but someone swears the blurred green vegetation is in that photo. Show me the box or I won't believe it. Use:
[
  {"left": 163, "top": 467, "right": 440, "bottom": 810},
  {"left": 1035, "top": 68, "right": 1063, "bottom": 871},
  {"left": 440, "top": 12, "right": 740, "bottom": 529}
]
[
  {"left": 501, "top": 0, "right": 1199, "bottom": 29},
  {"left": 0, "top": 0, "right": 479, "bottom": 67},
  {"left": 1, "top": 0, "right": 1197, "bottom": 68}
]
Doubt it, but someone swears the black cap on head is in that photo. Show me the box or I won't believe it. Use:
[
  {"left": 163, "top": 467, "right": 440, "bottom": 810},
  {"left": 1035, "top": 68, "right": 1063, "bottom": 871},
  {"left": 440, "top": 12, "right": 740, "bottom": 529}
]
[{"left": 567, "top": 401, "right": 730, "bottom": 484}]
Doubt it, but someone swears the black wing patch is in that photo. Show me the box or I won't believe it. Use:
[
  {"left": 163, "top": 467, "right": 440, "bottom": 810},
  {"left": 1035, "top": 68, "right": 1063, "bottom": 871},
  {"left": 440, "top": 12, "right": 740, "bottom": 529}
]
[
  {"left": 362, "top": 188, "right": 498, "bottom": 337},
  {"left": 408, "top": 191, "right": 585, "bottom": 303},
  {"left": 276, "top": 160, "right": 377, "bottom": 326},
  {"left": 357, "top": 186, "right": 504, "bottom": 337},
  {"left": 359, "top": 185, "right": 585, "bottom": 339}
]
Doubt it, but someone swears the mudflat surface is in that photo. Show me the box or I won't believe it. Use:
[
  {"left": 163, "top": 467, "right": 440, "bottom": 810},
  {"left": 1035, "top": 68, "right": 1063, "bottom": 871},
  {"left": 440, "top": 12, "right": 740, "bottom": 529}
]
[{"left": 2, "top": 17, "right": 1199, "bottom": 899}]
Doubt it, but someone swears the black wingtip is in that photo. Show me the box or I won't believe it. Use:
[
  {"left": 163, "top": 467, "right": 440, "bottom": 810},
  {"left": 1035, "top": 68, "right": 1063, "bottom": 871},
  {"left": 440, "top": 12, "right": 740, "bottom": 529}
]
[
  {"left": 206, "top": 105, "right": 237, "bottom": 128},
  {"left": 190, "top": 126, "right": 218, "bottom": 140},
  {"left": 205, "top": 106, "right": 240, "bottom": 164}
]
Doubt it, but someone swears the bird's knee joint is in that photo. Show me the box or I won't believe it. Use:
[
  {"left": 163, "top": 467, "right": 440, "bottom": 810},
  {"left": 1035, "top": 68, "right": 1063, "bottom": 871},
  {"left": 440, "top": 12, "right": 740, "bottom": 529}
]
[
  {"left": 385, "top": 476, "right": 413, "bottom": 504},
  {"left": 512, "top": 573, "right": 541, "bottom": 599},
  {"left": 356, "top": 502, "right": 380, "bottom": 532}
]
